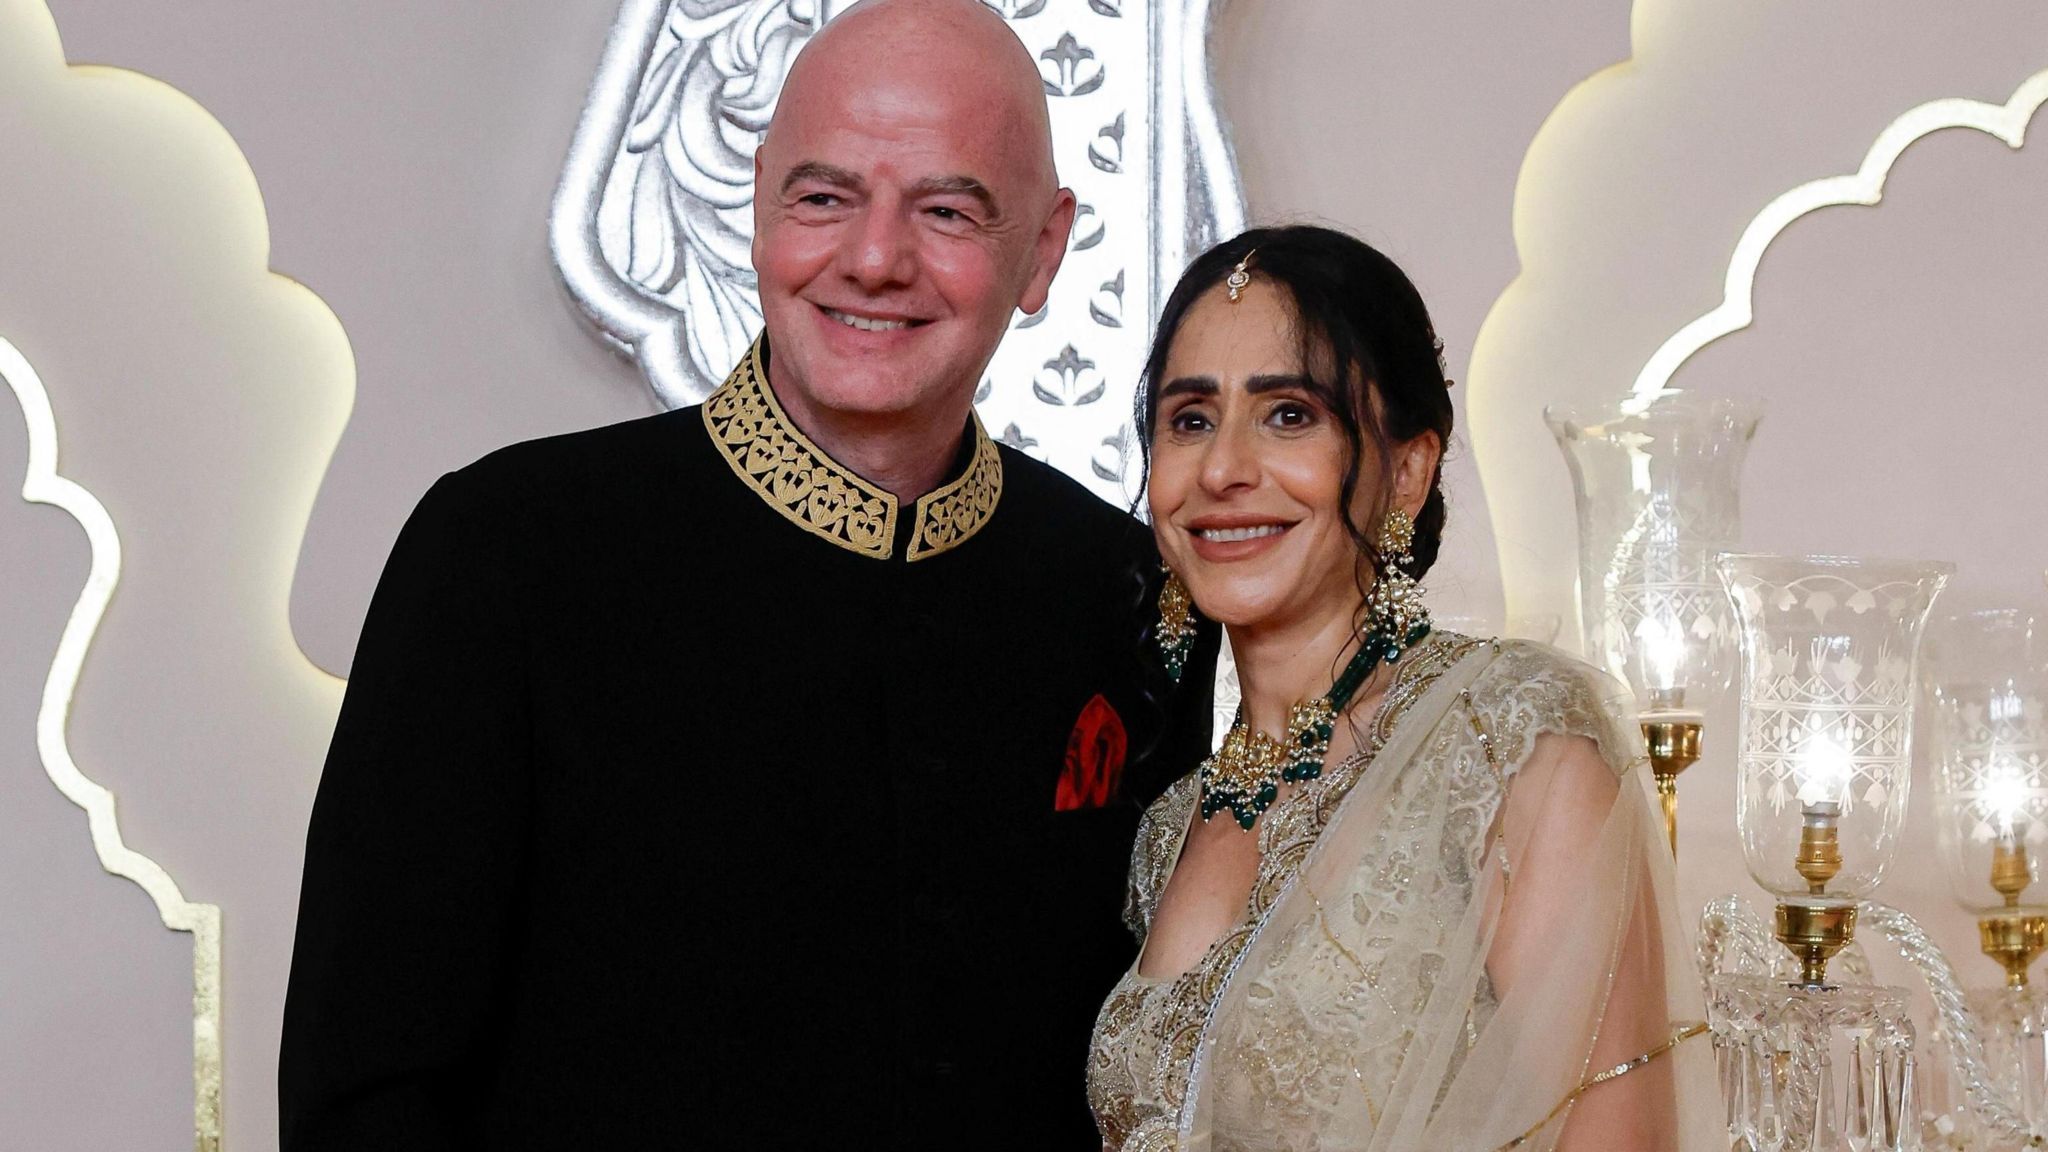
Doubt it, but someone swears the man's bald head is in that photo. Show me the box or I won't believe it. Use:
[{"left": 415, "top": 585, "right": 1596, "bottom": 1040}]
[
  {"left": 769, "top": 0, "right": 1059, "bottom": 205},
  {"left": 750, "top": 0, "right": 1077, "bottom": 486}
]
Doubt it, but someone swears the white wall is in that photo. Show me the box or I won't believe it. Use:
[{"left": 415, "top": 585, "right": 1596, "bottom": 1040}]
[{"left": 4, "top": 0, "right": 2045, "bottom": 1145}]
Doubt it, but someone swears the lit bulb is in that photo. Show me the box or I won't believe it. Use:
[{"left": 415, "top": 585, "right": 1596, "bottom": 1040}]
[
  {"left": 1985, "top": 757, "right": 2030, "bottom": 842},
  {"left": 1633, "top": 611, "right": 1688, "bottom": 707},
  {"left": 1797, "top": 729, "right": 1853, "bottom": 814}
]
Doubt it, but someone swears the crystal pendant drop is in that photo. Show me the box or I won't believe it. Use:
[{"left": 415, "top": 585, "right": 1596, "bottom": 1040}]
[
  {"left": 1886, "top": 1051, "right": 1916, "bottom": 1152},
  {"left": 1735, "top": 1039, "right": 1760, "bottom": 1152},
  {"left": 1808, "top": 1047, "right": 1838, "bottom": 1152},
  {"left": 1756, "top": 1044, "right": 1786, "bottom": 1152},
  {"left": 1884, "top": 1049, "right": 1916, "bottom": 1147},
  {"left": 1720, "top": 1040, "right": 1745, "bottom": 1145},
  {"left": 1843, "top": 1033, "right": 1873, "bottom": 1152}
]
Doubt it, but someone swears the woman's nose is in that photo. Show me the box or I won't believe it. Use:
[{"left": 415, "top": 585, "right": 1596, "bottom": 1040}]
[{"left": 1197, "top": 417, "right": 1259, "bottom": 495}]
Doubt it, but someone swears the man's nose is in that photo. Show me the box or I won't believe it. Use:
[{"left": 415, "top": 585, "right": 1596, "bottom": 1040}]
[{"left": 839, "top": 201, "right": 918, "bottom": 292}]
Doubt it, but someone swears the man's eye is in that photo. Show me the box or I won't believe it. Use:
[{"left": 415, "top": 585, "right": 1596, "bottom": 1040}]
[
  {"left": 799, "top": 193, "right": 838, "bottom": 207},
  {"left": 928, "top": 206, "right": 966, "bottom": 222}
]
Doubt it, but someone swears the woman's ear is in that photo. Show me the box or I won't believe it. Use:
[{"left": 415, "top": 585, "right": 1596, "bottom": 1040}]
[{"left": 1392, "top": 430, "right": 1443, "bottom": 520}]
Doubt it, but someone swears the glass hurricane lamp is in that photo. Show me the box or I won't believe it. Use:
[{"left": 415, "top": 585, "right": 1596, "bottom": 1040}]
[
  {"left": 1548, "top": 389, "right": 1761, "bottom": 857},
  {"left": 1927, "top": 609, "right": 2048, "bottom": 1138},
  {"left": 1929, "top": 610, "right": 2048, "bottom": 989},
  {"left": 1718, "top": 553, "right": 1951, "bottom": 987}
]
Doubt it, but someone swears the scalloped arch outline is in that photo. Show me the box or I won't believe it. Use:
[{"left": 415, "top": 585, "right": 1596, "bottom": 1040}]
[
  {"left": 1631, "top": 67, "right": 2048, "bottom": 399},
  {"left": 1, "top": 336, "right": 223, "bottom": 1149}
]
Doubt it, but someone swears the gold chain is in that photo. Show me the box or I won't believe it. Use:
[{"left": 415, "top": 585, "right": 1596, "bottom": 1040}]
[{"left": 1494, "top": 1022, "right": 1709, "bottom": 1150}]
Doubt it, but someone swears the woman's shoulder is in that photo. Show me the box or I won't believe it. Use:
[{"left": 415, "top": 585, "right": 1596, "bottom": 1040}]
[
  {"left": 1134, "top": 772, "right": 1200, "bottom": 865},
  {"left": 1453, "top": 636, "right": 1638, "bottom": 778},
  {"left": 1124, "top": 773, "right": 1201, "bottom": 939}
]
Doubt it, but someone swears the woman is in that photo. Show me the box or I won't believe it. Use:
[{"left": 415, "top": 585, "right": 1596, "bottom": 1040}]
[{"left": 1087, "top": 226, "right": 1718, "bottom": 1151}]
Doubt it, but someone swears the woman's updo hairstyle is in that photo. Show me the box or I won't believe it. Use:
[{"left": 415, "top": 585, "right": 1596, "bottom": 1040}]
[{"left": 1135, "top": 224, "right": 1456, "bottom": 583}]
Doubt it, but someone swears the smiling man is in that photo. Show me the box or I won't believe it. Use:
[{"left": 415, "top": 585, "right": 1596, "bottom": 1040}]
[{"left": 278, "top": 1, "right": 1209, "bottom": 1148}]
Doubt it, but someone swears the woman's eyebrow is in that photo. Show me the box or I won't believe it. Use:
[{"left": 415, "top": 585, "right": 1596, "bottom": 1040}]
[
  {"left": 1245, "top": 373, "right": 1314, "bottom": 394},
  {"left": 1158, "top": 376, "right": 1219, "bottom": 399}
]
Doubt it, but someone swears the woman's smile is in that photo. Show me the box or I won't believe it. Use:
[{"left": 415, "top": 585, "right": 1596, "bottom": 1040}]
[
  {"left": 1147, "top": 279, "right": 1357, "bottom": 634},
  {"left": 1184, "top": 517, "right": 1296, "bottom": 561}
]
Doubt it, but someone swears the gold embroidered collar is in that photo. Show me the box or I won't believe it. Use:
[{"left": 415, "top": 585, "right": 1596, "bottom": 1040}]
[{"left": 701, "top": 338, "right": 1003, "bottom": 562}]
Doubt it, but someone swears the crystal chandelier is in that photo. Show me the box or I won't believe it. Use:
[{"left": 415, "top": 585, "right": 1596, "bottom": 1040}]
[{"left": 1708, "top": 552, "right": 1951, "bottom": 1151}]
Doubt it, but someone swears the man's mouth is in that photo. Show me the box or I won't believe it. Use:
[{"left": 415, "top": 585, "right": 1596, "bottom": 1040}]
[
  {"left": 1193, "top": 524, "right": 1289, "bottom": 542},
  {"left": 823, "top": 307, "right": 921, "bottom": 333}
]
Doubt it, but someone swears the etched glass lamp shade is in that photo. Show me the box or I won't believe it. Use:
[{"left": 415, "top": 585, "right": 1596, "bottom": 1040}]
[
  {"left": 1929, "top": 611, "right": 2048, "bottom": 916},
  {"left": 1928, "top": 610, "right": 2048, "bottom": 1001},
  {"left": 1547, "top": 391, "right": 1760, "bottom": 718},
  {"left": 1718, "top": 555, "right": 1951, "bottom": 960}
]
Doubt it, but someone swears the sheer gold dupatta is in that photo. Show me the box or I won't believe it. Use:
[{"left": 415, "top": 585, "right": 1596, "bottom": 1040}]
[{"left": 1178, "top": 640, "right": 1720, "bottom": 1151}]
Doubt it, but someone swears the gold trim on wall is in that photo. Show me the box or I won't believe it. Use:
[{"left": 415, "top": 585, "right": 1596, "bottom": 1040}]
[
  {"left": 1, "top": 337, "right": 223, "bottom": 1152},
  {"left": 1630, "top": 68, "right": 2048, "bottom": 400}
]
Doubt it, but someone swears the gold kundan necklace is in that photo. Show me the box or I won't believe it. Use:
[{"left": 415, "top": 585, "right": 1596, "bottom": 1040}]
[{"left": 1200, "top": 621, "right": 1430, "bottom": 830}]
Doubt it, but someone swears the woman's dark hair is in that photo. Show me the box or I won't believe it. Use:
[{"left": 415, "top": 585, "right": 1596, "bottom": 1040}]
[{"left": 1136, "top": 224, "right": 1455, "bottom": 588}]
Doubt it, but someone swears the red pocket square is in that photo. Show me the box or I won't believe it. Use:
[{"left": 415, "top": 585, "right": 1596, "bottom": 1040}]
[{"left": 1055, "top": 693, "right": 1127, "bottom": 812}]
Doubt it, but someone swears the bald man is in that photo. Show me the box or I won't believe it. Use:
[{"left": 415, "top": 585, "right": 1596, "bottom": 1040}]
[{"left": 278, "top": 2, "right": 1210, "bottom": 1147}]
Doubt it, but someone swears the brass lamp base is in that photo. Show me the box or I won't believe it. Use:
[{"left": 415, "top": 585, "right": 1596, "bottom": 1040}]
[
  {"left": 1979, "top": 912, "right": 2048, "bottom": 990},
  {"left": 1776, "top": 902, "right": 1857, "bottom": 988},
  {"left": 1641, "top": 718, "right": 1702, "bottom": 859}
]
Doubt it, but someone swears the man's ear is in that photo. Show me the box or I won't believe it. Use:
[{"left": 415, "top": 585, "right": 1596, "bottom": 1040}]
[
  {"left": 1017, "top": 188, "right": 1077, "bottom": 316},
  {"left": 750, "top": 149, "right": 767, "bottom": 266}
]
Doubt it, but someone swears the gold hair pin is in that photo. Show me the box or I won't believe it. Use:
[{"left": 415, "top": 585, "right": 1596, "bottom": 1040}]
[{"left": 1225, "top": 248, "right": 1257, "bottom": 302}]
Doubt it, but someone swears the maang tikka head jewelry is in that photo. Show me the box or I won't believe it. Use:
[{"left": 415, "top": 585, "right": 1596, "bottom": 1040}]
[
  {"left": 1156, "top": 566, "right": 1196, "bottom": 682},
  {"left": 1225, "top": 248, "right": 1258, "bottom": 303}
]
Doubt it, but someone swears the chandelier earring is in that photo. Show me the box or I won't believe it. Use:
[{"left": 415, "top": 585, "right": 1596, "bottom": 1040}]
[
  {"left": 1363, "top": 508, "right": 1430, "bottom": 661},
  {"left": 1156, "top": 566, "right": 1197, "bottom": 682}
]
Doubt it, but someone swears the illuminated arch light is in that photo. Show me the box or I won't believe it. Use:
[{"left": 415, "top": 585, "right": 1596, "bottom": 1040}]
[
  {"left": 1466, "top": 0, "right": 2048, "bottom": 636},
  {"left": 1630, "top": 68, "right": 2048, "bottom": 401},
  {"left": 1, "top": 337, "right": 223, "bottom": 1148},
  {"left": 2, "top": 1, "right": 362, "bottom": 1146}
]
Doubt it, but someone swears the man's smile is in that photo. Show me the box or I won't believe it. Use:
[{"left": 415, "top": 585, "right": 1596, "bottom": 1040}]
[{"left": 820, "top": 305, "right": 929, "bottom": 332}]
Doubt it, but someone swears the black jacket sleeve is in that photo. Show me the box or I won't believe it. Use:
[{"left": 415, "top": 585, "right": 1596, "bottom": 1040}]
[{"left": 279, "top": 470, "right": 530, "bottom": 1151}]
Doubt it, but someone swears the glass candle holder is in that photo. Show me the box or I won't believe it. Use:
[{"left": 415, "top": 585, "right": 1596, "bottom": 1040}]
[{"left": 1718, "top": 553, "right": 1952, "bottom": 985}]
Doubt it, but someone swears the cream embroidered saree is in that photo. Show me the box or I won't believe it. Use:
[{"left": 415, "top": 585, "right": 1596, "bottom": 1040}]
[{"left": 1087, "top": 633, "right": 1721, "bottom": 1151}]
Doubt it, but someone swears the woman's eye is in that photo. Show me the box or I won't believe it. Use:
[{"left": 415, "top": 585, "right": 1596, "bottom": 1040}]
[
  {"left": 1268, "top": 402, "right": 1316, "bottom": 429},
  {"left": 1167, "top": 409, "right": 1212, "bottom": 435}
]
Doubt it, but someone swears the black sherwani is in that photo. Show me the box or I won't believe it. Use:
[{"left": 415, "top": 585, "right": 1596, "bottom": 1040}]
[{"left": 279, "top": 341, "right": 1210, "bottom": 1150}]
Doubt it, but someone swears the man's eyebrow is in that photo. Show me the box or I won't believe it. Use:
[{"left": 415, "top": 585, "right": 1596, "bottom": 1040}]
[
  {"left": 1158, "top": 376, "right": 1218, "bottom": 400},
  {"left": 781, "top": 161, "right": 863, "bottom": 195},
  {"left": 910, "top": 175, "right": 999, "bottom": 219}
]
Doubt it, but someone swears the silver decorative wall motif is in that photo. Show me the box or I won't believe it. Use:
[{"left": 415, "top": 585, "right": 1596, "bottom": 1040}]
[{"left": 551, "top": 0, "right": 1246, "bottom": 502}]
